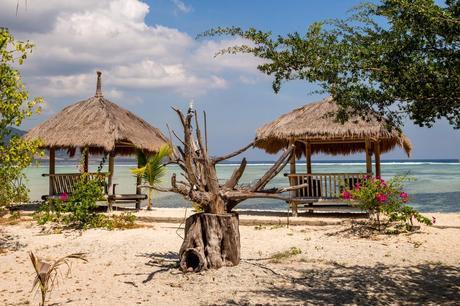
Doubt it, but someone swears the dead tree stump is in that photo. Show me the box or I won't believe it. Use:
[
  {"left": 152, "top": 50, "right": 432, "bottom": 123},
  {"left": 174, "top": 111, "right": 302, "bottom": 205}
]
[{"left": 179, "top": 213, "right": 240, "bottom": 272}]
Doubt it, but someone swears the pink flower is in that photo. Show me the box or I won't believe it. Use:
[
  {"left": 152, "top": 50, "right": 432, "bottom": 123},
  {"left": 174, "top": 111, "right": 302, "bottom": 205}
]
[
  {"left": 432, "top": 216, "right": 436, "bottom": 224},
  {"left": 59, "top": 192, "right": 69, "bottom": 201},
  {"left": 400, "top": 192, "right": 408, "bottom": 202},
  {"left": 342, "top": 190, "right": 352, "bottom": 200},
  {"left": 375, "top": 193, "right": 388, "bottom": 203},
  {"left": 354, "top": 183, "right": 361, "bottom": 190},
  {"left": 376, "top": 175, "right": 381, "bottom": 180}
]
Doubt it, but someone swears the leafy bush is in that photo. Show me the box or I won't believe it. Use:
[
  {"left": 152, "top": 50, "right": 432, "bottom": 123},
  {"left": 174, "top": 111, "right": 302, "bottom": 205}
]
[
  {"left": 35, "top": 173, "right": 105, "bottom": 229},
  {"left": 341, "top": 175, "right": 431, "bottom": 230},
  {"left": 0, "top": 29, "right": 43, "bottom": 209},
  {"left": 63, "top": 173, "right": 105, "bottom": 228}
]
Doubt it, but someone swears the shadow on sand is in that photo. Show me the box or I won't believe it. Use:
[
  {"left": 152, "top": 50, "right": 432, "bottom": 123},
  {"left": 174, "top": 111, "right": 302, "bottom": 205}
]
[
  {"left": 136, "top": 251, "right": 180, "bottom": 283},
  {"left": 226, "top": 263, "right": 460, "bottom": 305}
]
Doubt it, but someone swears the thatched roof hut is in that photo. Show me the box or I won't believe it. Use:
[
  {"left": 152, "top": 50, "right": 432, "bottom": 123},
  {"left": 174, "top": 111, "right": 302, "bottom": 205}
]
[
  {"left": 255, "top": 97, "right": 412, "bottom": 158},
  {"left": 25, "top": 72, "right": 168, "bottom": 207},
  {"left": 25, "top": 71, "right": 168, "bottom": 156}
]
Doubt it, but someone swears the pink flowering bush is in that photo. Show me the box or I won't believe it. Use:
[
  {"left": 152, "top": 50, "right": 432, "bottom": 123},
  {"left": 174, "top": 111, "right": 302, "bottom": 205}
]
[{"left": 341, "top": 175, "right": 432, "bottom": 230}]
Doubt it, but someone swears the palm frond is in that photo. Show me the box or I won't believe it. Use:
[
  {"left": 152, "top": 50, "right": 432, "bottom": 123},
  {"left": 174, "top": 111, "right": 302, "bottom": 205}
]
[
  {"left": 131, "top": 144, "right": 172, "bottom": 188},
  {"left": 130, "top": 166, "right": 146, "bottom": 176},
  {"left": 30, "top": 251, "right": 87, "bottom": 306}
]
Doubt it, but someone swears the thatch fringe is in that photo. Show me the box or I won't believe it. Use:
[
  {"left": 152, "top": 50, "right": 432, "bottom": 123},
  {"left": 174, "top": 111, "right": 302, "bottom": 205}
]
[{"left": 255, "top": 97, "right": 412, "bottom": 157}]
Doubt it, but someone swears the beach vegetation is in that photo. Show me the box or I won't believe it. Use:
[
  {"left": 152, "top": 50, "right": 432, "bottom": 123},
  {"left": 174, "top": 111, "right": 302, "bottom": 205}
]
[
  {"left": 61, "top": 172, "right": 105, "bottom": 228},
  {"left": 0, "top": 29, "right": 43, "bottom": 210},
  {"left": 270, "top": 247, "right": 302, "bottom": 263},
  {"left": 341, "top": 175, "right": 432, "bottom": 231},
  {"left": 202, "top": 0, "right": 460, "bottom": 129},
  {"left": 131, "top": 144, "right": 172, "bottom": 210},
  {"left": 30, "top": 251, "right": 87, "bottom": 306}
]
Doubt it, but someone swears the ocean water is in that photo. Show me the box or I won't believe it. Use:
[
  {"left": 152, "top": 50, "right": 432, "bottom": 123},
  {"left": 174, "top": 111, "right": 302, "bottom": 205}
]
[{"left": 24, "top": 160, "right": 460, "bottom": 212}]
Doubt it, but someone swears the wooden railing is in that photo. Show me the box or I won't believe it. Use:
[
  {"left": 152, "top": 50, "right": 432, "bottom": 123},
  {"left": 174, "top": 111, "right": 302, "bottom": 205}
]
[
  {"left": 42, "top": 172, "right": 108, "bottom": 196},
  {"left": 286, "top": 173, "right": 369, "bottom": 199}
]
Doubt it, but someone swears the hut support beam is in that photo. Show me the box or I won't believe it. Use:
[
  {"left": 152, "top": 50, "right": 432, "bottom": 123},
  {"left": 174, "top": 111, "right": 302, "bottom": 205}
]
[
  {"left": 289, "top": 140, "right": 296, "bottom": 175},
  {"left": 108, "top": 152, "right": 115, "bottom": 194},
  {"left": 365, "top": 139, "right": 372, "bottom": 174},
  {"left": 305, "top": 142, "right": 312, "bottom": 174},
  {"left": 83, "top": 147, "right": 89, "bottom": 173},
  {"left": 375, "top": 141, "right": 381, "bottom": 177},
  {"left": 289, "top": 140, "right": 297, "bottom": 216},
  {"left": 49, "top": 148, "right": 55, "bottom": 195},
  {"left": 135, "top": 153, "right": 142, "bottom": 211}
]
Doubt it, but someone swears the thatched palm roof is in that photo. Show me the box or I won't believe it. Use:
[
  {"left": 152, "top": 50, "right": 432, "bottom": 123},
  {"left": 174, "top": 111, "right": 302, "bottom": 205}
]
[
  {"left": 25, "top": 72, "right": 168, "bottom": 155},
  {"left": 255, "top": 97, "right": 412, "bottom": 157}
]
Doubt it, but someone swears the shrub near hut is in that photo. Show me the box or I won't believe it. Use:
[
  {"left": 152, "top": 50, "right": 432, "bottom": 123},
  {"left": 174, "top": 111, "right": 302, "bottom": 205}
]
[
  {"left": 341, "top": 175, "right": 431, "bottom": 231},
  {"left": 0, "top": 29, "right": 43, "bottom": 210}
]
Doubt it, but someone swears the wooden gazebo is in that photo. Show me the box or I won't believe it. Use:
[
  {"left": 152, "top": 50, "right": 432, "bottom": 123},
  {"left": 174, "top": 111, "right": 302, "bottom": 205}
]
[
  {"left": 255, "top": 97, "right": 412, "bottom": 213},
  {"left": 25, "top": 71, "right": 168, "bottom": 210}
]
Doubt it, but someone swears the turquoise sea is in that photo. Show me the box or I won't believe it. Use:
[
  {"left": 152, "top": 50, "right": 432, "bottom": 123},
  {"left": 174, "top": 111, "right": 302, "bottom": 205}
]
[{"left": 24, "top": 160, "right": 460, "bottom": 212}]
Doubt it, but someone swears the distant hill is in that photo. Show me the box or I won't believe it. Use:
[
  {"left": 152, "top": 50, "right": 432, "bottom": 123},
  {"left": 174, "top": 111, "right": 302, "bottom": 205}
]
[
  {"left": 7, "top": 126, "right": 26, "bottom": 136},
  {"left": 2, "top": 127, "right": 27, "bottom": 143}
]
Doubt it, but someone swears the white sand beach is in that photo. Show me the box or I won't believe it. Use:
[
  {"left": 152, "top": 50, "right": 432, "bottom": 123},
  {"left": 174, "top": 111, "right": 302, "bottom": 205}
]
[{"left": 1, "top": 210, "right": 459, "bottom": 305}]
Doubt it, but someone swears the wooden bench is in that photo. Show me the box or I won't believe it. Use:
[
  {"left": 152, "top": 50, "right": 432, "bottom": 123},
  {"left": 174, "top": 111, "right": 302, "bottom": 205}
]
[
  {"left": 106, "top": 184, "right": 147, "bottom": 212},
  {"left": 285, "top": 172, "right": 367, "bottom": 216},
  {"left": 42, "top": 173, "right": 147, "bottom": 211},
  {"left": 41, "top": 173, "right": 108, "bottom": 200}
]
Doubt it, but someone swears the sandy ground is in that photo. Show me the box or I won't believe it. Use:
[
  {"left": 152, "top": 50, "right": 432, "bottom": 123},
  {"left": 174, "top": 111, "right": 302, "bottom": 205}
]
[{"left": 1, "top": 210, "right": 459, "bottom": 305}]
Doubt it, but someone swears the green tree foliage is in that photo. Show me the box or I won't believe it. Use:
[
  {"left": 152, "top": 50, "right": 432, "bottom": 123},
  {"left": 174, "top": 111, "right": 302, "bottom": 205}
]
[
  {"left": 203, "top": 0, "right": 460, "bottom": 128},
  {"left": 131, "top": 145, "right": 172, "bottom": 210},
  {"left": 0, "top": 28, "right": 43, "bottom": 207}
]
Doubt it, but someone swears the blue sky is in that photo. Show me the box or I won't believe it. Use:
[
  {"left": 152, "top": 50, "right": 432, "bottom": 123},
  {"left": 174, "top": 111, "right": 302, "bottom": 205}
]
[{"left": 3, "top": 0, "right": 459, "bottom": 160}]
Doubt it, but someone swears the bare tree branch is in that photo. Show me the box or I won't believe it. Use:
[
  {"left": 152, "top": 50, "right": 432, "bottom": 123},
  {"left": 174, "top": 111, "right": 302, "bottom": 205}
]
[
  {"left": 250, "top": 145, "right": 294, "bottom": 192},
  {"left": 212, "top": 142, "right": 254, "bottom": 163},
  {"left": 223, "top": 158, "right": 247, "bottom": 190}
]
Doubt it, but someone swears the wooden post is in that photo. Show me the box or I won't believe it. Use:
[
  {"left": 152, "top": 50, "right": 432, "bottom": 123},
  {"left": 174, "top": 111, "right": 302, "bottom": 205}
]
[
  {"left": 83, "top": 147, "right": 89, "bottom": 173},
  {"left": 289, "top": 140, "right": 296, "bottom": 175},
  {"left": 375, "top": 141, "right": 381, "bottom": 177},
  {"left": 288, "top": 140, "right": 297, "bottom": 216},
  {"left": 305, "top": 142, "right": 312, "bottom": 174},
  {"left": 108, "top": 152, "right": 115, "bottom": 195},
  {"left": 49, "top": 148, "right": 55, "bottom": 195},
  {"left": 365, "top": 138, "right": 372, "bottom": 174},
  {"left": 135, "top": 152, "right": 142, "bottom": 211}
]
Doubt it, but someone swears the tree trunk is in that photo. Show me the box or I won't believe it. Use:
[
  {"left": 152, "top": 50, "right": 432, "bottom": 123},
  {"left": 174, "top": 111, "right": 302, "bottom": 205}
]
[
  {"left": 147, "top": 189, "right": 153, "bottom": 210},
  {"left": 179, "top": 212, "right": 240, "bottom": 272}
]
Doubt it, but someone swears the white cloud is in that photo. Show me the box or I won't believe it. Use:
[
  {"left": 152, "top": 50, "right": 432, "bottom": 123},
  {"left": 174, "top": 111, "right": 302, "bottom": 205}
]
[
  {"left": 3, "top": 0, "right": 259, "bottom": 101},
  {"left": 192, "top": 38, "right": 266, "bottom": 73},
  {"left": 171, "top": 0, "right": 192, "bottom": 14}
]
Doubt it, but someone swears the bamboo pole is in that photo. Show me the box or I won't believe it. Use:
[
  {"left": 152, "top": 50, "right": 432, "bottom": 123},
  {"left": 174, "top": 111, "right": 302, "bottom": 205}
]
[
  {"left": 49, "top": 148, "right": 55, "bottom": 195},
  {"left": 375, "top": 141, "right": 381, "bottom": 177},
  {"left": 306, "top": 142, "right": 312, "bottom": 174},
  {"left": 365, "top": 138, "right": 372, "bottom": 174}
]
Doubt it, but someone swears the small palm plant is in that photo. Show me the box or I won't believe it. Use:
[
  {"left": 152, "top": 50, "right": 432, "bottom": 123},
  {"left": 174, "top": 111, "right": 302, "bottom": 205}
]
[
  {"left": 30, "top": 251, "right": 87, "bottom": 306},
  {"left": 131, "top": 144, "right": 172, "bottom": 210}
]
